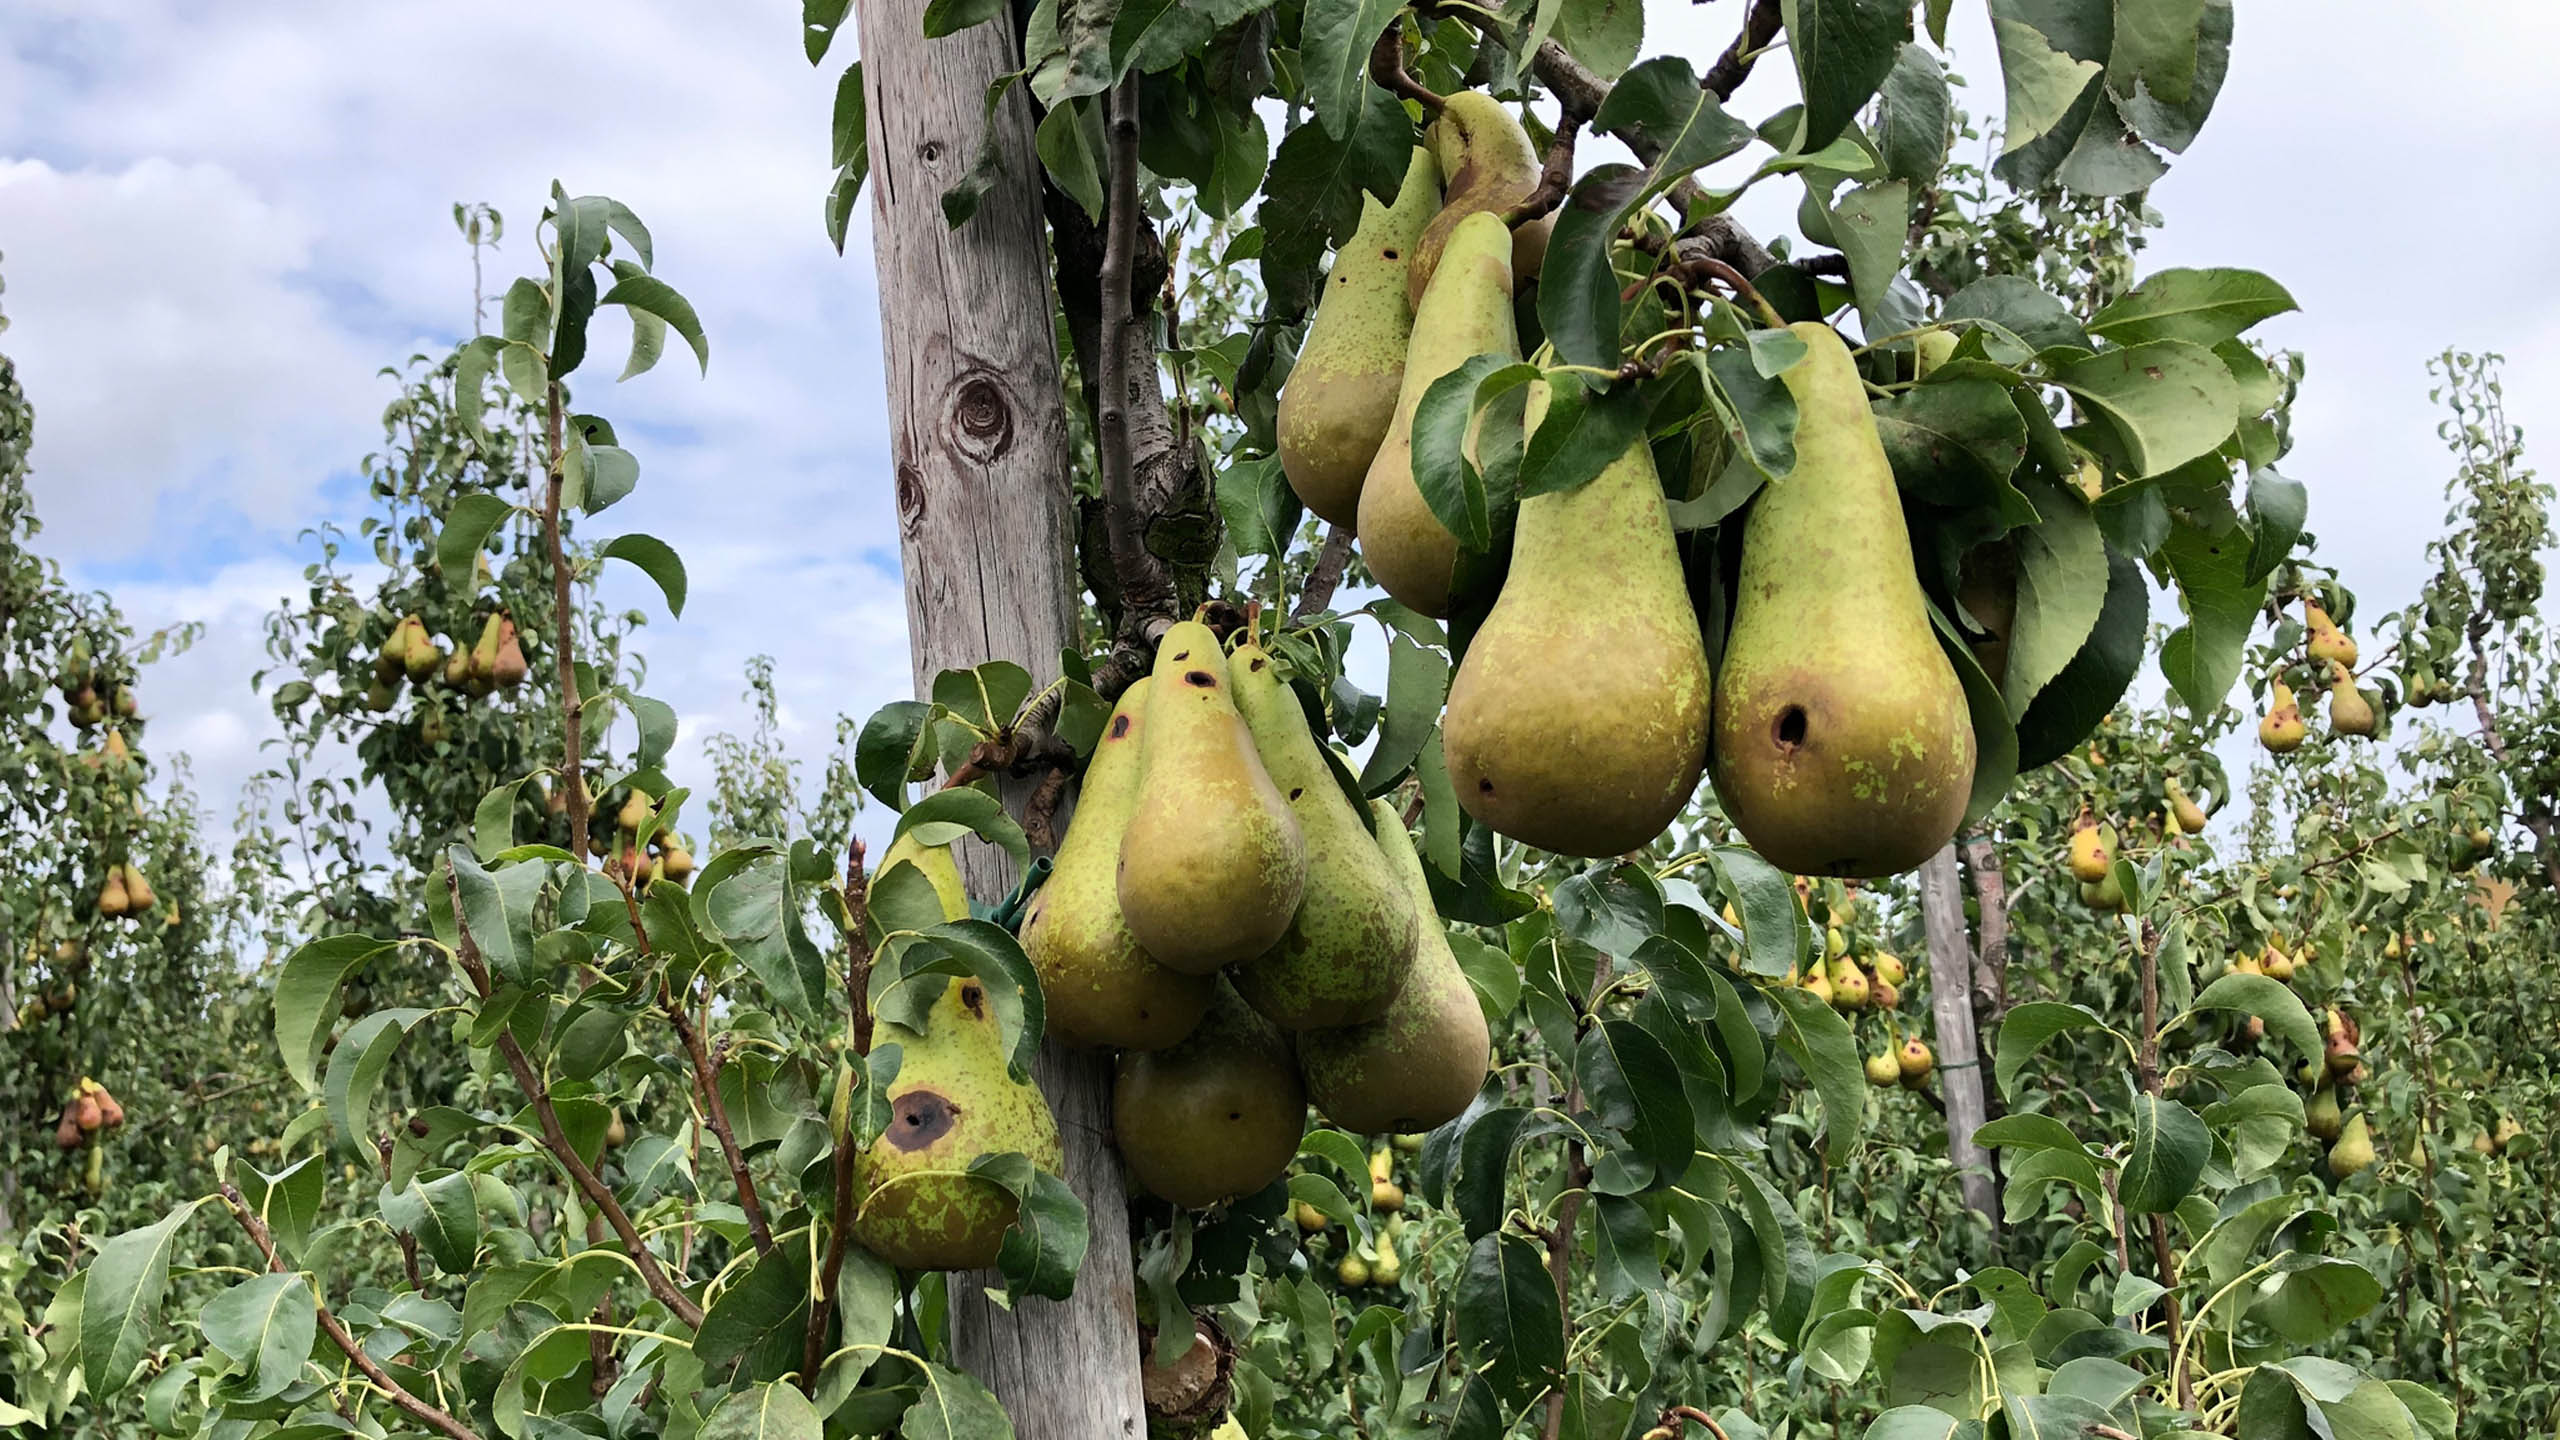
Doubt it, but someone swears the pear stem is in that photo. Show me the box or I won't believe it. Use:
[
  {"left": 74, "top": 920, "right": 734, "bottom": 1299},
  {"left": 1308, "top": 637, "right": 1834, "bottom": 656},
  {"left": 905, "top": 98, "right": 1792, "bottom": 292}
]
[
  {"left": 1501, "top": 110, "right": 1584, "bottom": 229},
  {"left": 1367, "top": 28, "right": 1444, "bottom": 114}
]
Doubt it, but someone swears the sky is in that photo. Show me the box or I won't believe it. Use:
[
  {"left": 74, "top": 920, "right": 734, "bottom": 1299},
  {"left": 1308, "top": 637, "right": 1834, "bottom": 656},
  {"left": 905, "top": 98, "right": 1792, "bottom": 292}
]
[{"left": 3, "top": 1, "right": 2557, "bottom": 869}]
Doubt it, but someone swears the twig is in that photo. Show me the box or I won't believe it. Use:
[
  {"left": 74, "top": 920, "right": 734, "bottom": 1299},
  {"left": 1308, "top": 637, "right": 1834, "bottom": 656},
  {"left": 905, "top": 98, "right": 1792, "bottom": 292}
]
[
  {"left": 541, "top": 382, "right": 591, "bottom": 864},
  {"left": 375, "top": 1136, "right": 423, "bottom": 1293},
  {"left": 1502, "top": 111, "right": 1584, "bottom": 228},
  {"left": 1698, "top": 0, "right": 1784, "bottom": 101},
  {"left": 1290, "top": 527, "right": 1357, "bottom": 623},
  {"left": 2135, "top": 920, "right": 2192, "bottom": 1408},
  {"left": 222, "top": 1185, "right": 485, "bottom": 1440},
  {"left": 1369, "top": 27, "right": 1445, "bottom": 113},
  {"left": 805, "top": 839, "right": 873, "bottom": 1390},
  {"left": 1091, "top": 78, "right": 1181, "bottom": 693},
  {"left": 447, "top": 872, "right": 704, "bottom": 1328},
  {"left": 1528, "top": 42, "right": 1773, "bottom": 274},
  {"left": 1662, "top": 1405, "right": 1733, "bottom": 1440},
  {"left": 618, "top": 877, "right": 774, "bottom": 1256}
]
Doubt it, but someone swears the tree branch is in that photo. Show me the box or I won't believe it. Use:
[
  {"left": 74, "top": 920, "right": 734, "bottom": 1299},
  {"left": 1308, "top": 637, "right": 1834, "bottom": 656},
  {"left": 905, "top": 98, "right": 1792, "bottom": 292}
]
[
  {"left": 2135, "top": 920, "right": 2191, "bottom": 1409},
  {"left": 1290, "top": 527, "right": 1357, "bottom": 624},
  {"left": 223, "top": 1185, "right": 485, "bottom": 1440},
  {"left": 541, "top": 382, "right": 591, "bottom": 864},
  {"left": 447, "top": 872, "right": 704, "bottom": 1328},
  {"left": 1370, "top": 27, "right": 1446, "bottom": 113},
  {"left": 1698, "top": 0, "right": 1784, "bottom": 101},
  {"left": 1958, "top": 834, "right": 2010, "bottom": 1022},
  {"left": 1502, "top": 111, "right": 1584, "bottom": 228},
  {"left": 1530, "top": 42, "right": 1776, "bottom": 277},
  {"left": 617, "top": 878, "right": 774, "bottom": 1257}
]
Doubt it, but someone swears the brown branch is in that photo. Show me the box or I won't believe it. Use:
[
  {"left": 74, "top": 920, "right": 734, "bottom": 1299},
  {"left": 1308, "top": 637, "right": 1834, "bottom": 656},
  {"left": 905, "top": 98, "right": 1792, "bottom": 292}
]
[
  {"left": 222, "top": 1186, "right": 484, "bottom": 1440},
  {"left": 806, "top": 838, "right": 873, "bottom": 1390},
  {"left": 1502, "top": 112, "right": 1584, "bottom": 228},
  {"left": 1370, "top": 27, "right": 1445, "bottom": 113},
  {"left": 2135, "top": 921, "right": 2192, "bottom": 1409},
  {"left": 1290, "top": 527, "right": 1357, "bottom": 624},
  {"left": 375, "top": 1136, "right": 424, "bottom": 1293},
  {"left": 1529, "top": 42, "right": 1774, "bottom": 277},
  {"left": 1959, "top": 834, "right": 2010, "bottom": 1023},
  {"left": 669, "top": 1012, "right": 776, "bottom": 1256},
  {"left": 1698, "top": 0, "right": 1784, "bottom": 101},
  {"left": 541, "top": 383, "right": 591, "bottom": 864},
  {"left": 447, "top": 872, "right": 704, "bottom": 1328},
  {"left": 1663, "top": 1405, "right": 1735, "bottom": 1440}
]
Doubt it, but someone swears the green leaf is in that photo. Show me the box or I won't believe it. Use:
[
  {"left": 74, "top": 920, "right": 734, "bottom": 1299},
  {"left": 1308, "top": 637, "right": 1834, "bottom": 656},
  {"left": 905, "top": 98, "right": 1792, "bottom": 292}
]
[
  {"left": 1257, "top": 91, "right": 1412, "bottom": 315},
  {"left": 2089, "top": 268, "right": 2297, "bottom": 348},
  {"left": 2054, "top": 340, "right": 2240, "bottom": 478},
  {"left": 2117, "top": 1095, "right": 2209, "bottom": 1212},
  {"left": 1552, "top": 863, "right": 1664, "bottom": 958},
  {"left": 1111, "top": 0, "right": 1217, "bottom": 75},
  {"left": 1357, "top": 629, "right": 1448, "bottom": 794},
  {"left": 234, "top": 1158, "right": 325, "bottom": 1261},
  {"left": 601, "top": 533, "right": 689, "bottom": 617},
  {"left": 405, "top": 1171, "right": 484, "bottom": 1273},
  {"left": 197, "top": 1273, "right": 312, "bottom": 1403},
  {"left": 1214, "top": 452, "right": 1301, "bottom": 561},
  {"left": 894, "top": 786, "right": 1031, "bottom": 873},
  {"left": 1701, "top": 346, "right": 1800, "bottom": 480},
  {"left": 707, "top": 852, "right": 835, "bottom": 1023},
  {"left": 968, "top": 1153, "right": 1089, "bottom": 1300},
  {"left": 324, "top": 1008, "right": 433, "bottom": 1148},
  {"left": 1769, "top": 986, "right": 1864, "bottom": 1162},
  {"left": 1827, "top": 178, "right": 1908, "bottom": 336},
  {"left": 1578, "top": 1019, "right": 1695, "bottom": 1189},
  {"left": 2202, "top": 1083, "right": 2305, "bottom": 1178},
  {"left": 922, "top": 0, "right": 1005, "bottom": 35},
  {"left": 696, "top": 1244, "right": 813, "bottom": 1374},
  {"left": 1998, "top": 476, "right": 2108, "bottom": 719},
  {"left": 878, "top": 922, "right": 1049, "bottom": 1083},
  {"left": 2157, "top": 514, "right": 2266, "bottom": 715},
  {"left": 447, "top": 844, "right": 526, "bottom": 983},
  {"left": 1517, "top": 373, "right": 1648, "bottom": 499},
  {"left": 1784, "top": 0, "right": 1911, "bottom": 151},
  {"left": 1994, "top": 1001, "right": 2128, "bottom": 1098},
  {"left": 702, "top": 1382, "right": 825, "bottom": 1440},
  {"left": 439, "top": 493, "right": 514, "bottom": 592},
  {"left": 1931, "top": 602, "right": 2020, "bottom": 826},
  {"left": 1456, "top": 1233, "right": 1565, "bottom": 1406},
  {"left": 1549, "top": 0, "right": 1644, "bottom": 77},
  {"left": 856, "top": 699, "right": 936, "bottom": 809},
  {"left": 2243, "top": 466, "right": 2307, "bottom": 585},
  {"left": 2015, "top": 544, "right": 2147, "bottom": 769},
  {"left": 2257, "top": 1258, "right": 2385, "bottom": 1344},
  {"left": 1861, "top": 1406, "right": 1976, "bottom": 1440},
  {"left": 1875, "top": 45, "right": 1951, "bottom": 185},
  {"left": 2172, "top": 973, "right": 2320, "bottom": 1062},
  {"left": 1410, "top": 357, "right": 1540, "bottom": 550},
  {"left": 274, "top": 934, "right": 397, "bottom": 1092},
  {"left": 899, "top": 1359, "right": 1015, "bottom": 1440},
  {"left": 1942, "top": 274, "right": 2090, "bottom": 354},
  {"left": 1870, "top": 380, "right": 2032, "bottom": 520},
  {"left": 1990, "top": 14, "right": 2101, "bottom": 157},
  {"left": 1298, "top": 0, "right": 1403, "bottom": 138},
  {"left": 598, "top": 274, "right": 709, "bottom": 374},
  {"left": 81, "top": 1203, "right": 202, "bottom": 1397},
  {"left": 473, "top": 773, "right": 538, "bottom": 861},
  {"left": 1710, "top": 844, "right": 1807, "bottom": 978}
]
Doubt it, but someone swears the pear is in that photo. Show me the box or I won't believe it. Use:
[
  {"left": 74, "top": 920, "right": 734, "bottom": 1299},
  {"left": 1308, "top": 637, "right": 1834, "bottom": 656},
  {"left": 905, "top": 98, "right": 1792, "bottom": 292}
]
[
  {"left": 1298, "top": 800, "right": 1492, "bottom": 1133},
  {"left": 879, "top": 830, "right": 971, "bottom": 924},
  {"left": 1279, "top": 148, "right": 1440, "bottom": 526},
  {"left": 1868, "top": 951, "right": 1907, "bottom": 988},
  {"left": 1827, "top": 957, "right": 1870, "bottom": 1010},
  {"left": 399, "top": 615, "right": 439, "bottom": 683},
  {"left": 1020, "top": 678, "right": 1214, "bottom": 1050},
  {"left": 1441, "top": 383, "right": 1710, "bottom": 856},
  {"left": 1356, "top": 210, "right": 1521, "bottom": 618},
  {"left": 1709, "top": 323, "right": 1975, "bottom": 878},
  {"left": 1114, "top": 981, "right": 1306, "bottom": 1208},
  {"left": 1370, "top": 1225, "right": 1404, "bottom": 1284},
  {"left": 617, "top": 789, "right": 651, "bottom": 837},
  {"left": 363, "top": 677, "right": 399, "bottom": 713},
  {"left": 1336, "top": 1253, "right": 1370, "bottom": 1287},
  {"left": 1871, "top": 978, "right": 1900, "bottom": 1010},
  {"left": 1798, "top": 970, "right": 1833, "bottom": 1006},
  {"left": 1896, "top": 1038, "right": 1934, "bottom": 1085},
  {"left": 2305, "top": 1084, "right": 2343, "bottom": 1141},
  {"left": 2327, "top": 1112, "right": 2376, "bottom": 1178},
  {"left": 1864, "top": 1052, "right": 1901, "bottom": 1087},
  {"left": 2079, "top": 870, "right": 2126, "bottom": 912},
  {"left": 1407, "top": 92, "right": 1540, "bottom": 308},
  {"left": 469, "top": 614, "right": 502, "bottom": 687},
  {"left": 1228, "top": 648, "right": 1417, "bottom": 1028},
  {"left": 73, "top": 1092, "right": 102, "bottom": 1133},
  {"left": 375, "top": 620, "right": 411, "bottom": 683},
  {"left": 2305, "top": 601, "right": 2358, "bottom": 668},
  {"left": 2258, "top": 681, "right": 2306, "bottom": 753},
  {"left": 851, "top": 973, "right": 1064, "bottom": 1270},
  {"left": 122, "top": 864, "right": 156, "bottom": 912},
  {"left": 98, "top": 869, "right": 131, "bottom": 918},
  {"left": 443, "top": 643, "right": 472, "bottom": 690},
  {"left": 2492, "top": 1114, "right": 2523, "bottom": 1152},
  {"left": 2167, "top": 779, "right": 2209, "bottom": 835},
  {"left": 491, "top": 614, "right": 530, "bottom": 689},
  {"left": 2066, "top": 812, "right": 2112, "bottom": 884},
  {"left": 1117, "top": 622, "right": 1307, "bottom": 974},
  {"left": 659, "top": 843, "right": 696, "bottom": 883},
  {"left": 2326, "top": 661, "right": 2376, "bottom": 737},
  {"left": 1510, "top": 210, "right": 1557, "bottom": 281}
]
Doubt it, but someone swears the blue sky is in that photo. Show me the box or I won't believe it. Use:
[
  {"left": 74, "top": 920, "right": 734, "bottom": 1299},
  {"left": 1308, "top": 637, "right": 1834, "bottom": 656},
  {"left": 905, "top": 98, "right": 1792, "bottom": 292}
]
[{"left": 4, "top": 0, "right": 2558, "bottom": 864}]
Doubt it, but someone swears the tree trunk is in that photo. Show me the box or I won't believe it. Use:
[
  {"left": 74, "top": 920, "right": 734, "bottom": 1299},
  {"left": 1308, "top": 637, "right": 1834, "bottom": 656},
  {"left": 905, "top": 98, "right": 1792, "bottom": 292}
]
[
  {"left": 1918, "top": 844, "right": 1999, "bottom": 1231},
  {"left": 857, "top": 8, "right": 1146, "bottom": 1439}
]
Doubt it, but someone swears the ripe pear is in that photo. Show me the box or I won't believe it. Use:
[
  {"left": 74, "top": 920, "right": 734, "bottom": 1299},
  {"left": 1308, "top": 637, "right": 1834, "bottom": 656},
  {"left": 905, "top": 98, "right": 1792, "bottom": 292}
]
[
  {"left": 1293, "top": 1199, "right": 1330, "bottom": 1232},
  {"left": 2492, "top": 1114, "right": 2523, "bottom": 1152},
  {"left": 1441, "top": 382, "right": 1710, "bottom": 856},
  {"left": 879, "top": 830, "right": 971, "bottom": 924},
  {"left": 617, "top": 789, "right": 651, "bottom": 836},
  {"left": 1896, "top": 1038, "right": 1934, "bottom": 1085},
  {"left": 2304, "top": 1084, "right": 2342, "bottom": 1141},
  {"left": 1356, "top": 211, "right": 1520, "bottom": 618},
  {"left": 1869, "top": 951, "right": 1907, "bottom": 987},
  {"left": 2327, "top": 1112, "right": 2375, "bottom": 1178},
  {"left": 851, "top": 974, "right": 1064, "bottom": 1270},
  {"left": 400, "top": 615, "right": 439, "bottom": 683},
  {"left": 1114, "top": 981, "right": 1306, "bottom": 1208},
  {"left": 2079, "top": 870, "right": 2124, "bottom": 913},
  {"left": 98, "top": 869, "right": 131, "bottom": 918},
  {"left": 1798, "top": 970, "right": 1834, "bottom": 1006},
  {"left": 469, "top": 614, "right": 502, "bottom": 687},
  {"left": 1871, "top": 978, "right": 1900, "bottom": 1010},
  {"left": 1336, "top": 1253, "right": 1370, "bottom": 1287},
  {"left": 491, "top": 614, "right": 530, "bottom": 689},
  {"left": 1407, "top": 92, "right": 1540, "bottom": 308},
  {"left": 1827, "top": 957, "right": 1870, "bottom": 1010},
  {"left": 363, "top": 677, "right": 399, "bottom": 713},
  {"left": 1278, "top": 147, "right": 1440, "bottom": 526},
  {"left": 2167, "top": 779, "right": 2209, "bottom": 835},
  {"left": 1228, "top": 647, "right": 1416, "bottom": 1029},
  {"left": 2326, "top": 661, "right": 2376, "bottom": 737},
  {"left": 122, "top": 864, "right": 155, "bottom": 912},
  {"left": 73, "top": 1093, "right": 102, "bottom": 1133},
  {"left": 1117, "top": 623, "right": 1307, "bottom": 974},
  {"left": 1709, "top": 323, "right": 1975, "bottom": 878},
  {"left": 1019, "top": 677, "right": 1214, "bottom": 1050},
  {"left": 2259, "top": 681, "right": 2306, "bottom": 753},
  {"left": 1299, "top": 800, "right": 1492, "bottom": 1133},
  {"left": 659, "top": 843, "right": 695, "bottom": 883},
  {"left": 1864, "top": 1052, "right": 1901, "bottom": 1087},
  {"left": 1370, "top": 1226, "right": 1404, "bottom": 1283},
  {"left": 443, "top": 643, "right": 472, "bottom": 690},
  {"left": 2066, "top": 813, "right": 2112, "bottom": 884},
  {"left": 2305, "top": 602, "right": 2358, "bottom": 668}
]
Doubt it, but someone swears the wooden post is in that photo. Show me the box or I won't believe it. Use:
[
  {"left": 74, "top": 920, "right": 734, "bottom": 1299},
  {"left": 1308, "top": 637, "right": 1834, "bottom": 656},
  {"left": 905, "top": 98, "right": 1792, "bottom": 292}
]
[
  {"left": 857, "top": 6, "right": 1147, "bottom": 1437},
  {"left": 1918, "top": 844, "right": 1999, "bottom": 1231}
]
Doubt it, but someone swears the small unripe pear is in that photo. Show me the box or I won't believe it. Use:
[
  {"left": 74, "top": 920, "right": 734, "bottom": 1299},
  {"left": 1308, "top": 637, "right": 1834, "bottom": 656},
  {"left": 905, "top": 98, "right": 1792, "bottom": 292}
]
[
  {"left": 2305, "top": 602, "right": 2358, "bottom": 668},
  {"left": 2304, "top": 1085, "right": 2343, "bottom": 1141},
  {"left": 1799, "top": 971, "right": 1834, "bottom": 1007},
  {"left": 2166, "top": 779, "right": 2209, "bottom": 834},
  {"left": 1293, "top": 1200, "right": 1330, "bottom": 1232},
  {"left": 491, "top": 614, "right": 530, "bottom": 689},
  {"left": 1336, "top": 1254, "right": 1369, "bottom": 1287},
  {"left": 617, "top": 790, "right": 651, "bottom": 835},
  {"left": 2326, "top": 661, "right": 2376, "bottom": 737},
  {"left": 1827, "top": 959, "right": 1869, "bottom": 1010},
  {"left": 1871, "top": 979, "right": 1900, "bottom": 1011},
  {"left": 98, "top": 870, "right": 131, "bottom": 917},
  {"left": 2327, "top": 1113, "right": 2376, "bottom": 1178},
  {"left": 1370, "top": 1233, "right": 1404, "bottom": 1285},
  {"left": 1371, "top": 1180, "right": 1405, "bottom": 1213},
  {"left": 1865, "top": 1052, "right": 1902, "bottom": 1087},
  {"left": 1392, "top": 1132, "right": 1426, "bottom": 1155}
]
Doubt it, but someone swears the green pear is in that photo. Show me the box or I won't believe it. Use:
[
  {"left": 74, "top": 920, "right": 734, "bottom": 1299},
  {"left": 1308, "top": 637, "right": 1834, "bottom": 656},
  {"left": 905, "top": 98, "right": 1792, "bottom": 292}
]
[
  {"left": 2327, "top": 661, "right": 2376, "bottom": 737},
  {"left": 1356, "top": 210, "right": 1520, "bottom": 617},
  {"left": 469, "top": 613, "right": 502, "bottom": 686},
  {"left": 1710, "top": 323, "right": 1975, "bottom": 877},
  {"left": 1442, "top": 382, "right": 1710, "bottom": 856},
  {"left": 2305, "top": 1083, "right": 2343, "bottom": 1141},
  {"left": 1019, "top": 678, "right": 1215, "bottom": 1050},
  {"left": 1114, "top": 981, "right": 1305, "bottom": 1208},
  {"left": 878, "top": 830, "right": 971, "bottom": 923},
  {"left": 399, "top": 616, "right": 439, "bottom": 682},
  {"left": 852, "top": 973, "right": 1064, "bottom": 1270},
  {"left": 1298, "top": 800, "right": 1491, "bottom": 1133},
  {"left": 1406, "top": 92, "right": 1540, "bottom": 309},
  {"left": 1117, "top": 622, "right": 1306, "bottom": 973},
  {"left": 1226, "top": 646, "right": 1417, "bottom": 1029},
  {"left": 1279, "top": 148, "right": 1440, "bottom": 527},
  {"left": 2327, "top": 1112, "right": 2376, "bottom": 1178},
  {"left": 491, "top": 614, "right": 530, "bottom": 688}
]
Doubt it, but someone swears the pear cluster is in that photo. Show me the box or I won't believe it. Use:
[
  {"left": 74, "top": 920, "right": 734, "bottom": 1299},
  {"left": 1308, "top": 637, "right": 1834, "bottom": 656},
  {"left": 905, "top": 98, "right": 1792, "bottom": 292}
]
[
  {"left": 52, "top": 1077, "right": 126, "bottom": 1152},
  {"left": 2259, "top": 597, "right": 2382, "bottom": 751},
  {"left": 362, "top": 608, "right": 529, "bottom": 716},
  {"left": 605, "top": 787, "right": 694, "bottom": 891},
  {"left": 1021, "top": 620, "right": 1492, "bottom": 1210},
  {"left": 1278, "top": 93, "right": 1975, "bottom": 877},
  {"left": 55, "top": 637, "right": 138, "bottom": 732}
]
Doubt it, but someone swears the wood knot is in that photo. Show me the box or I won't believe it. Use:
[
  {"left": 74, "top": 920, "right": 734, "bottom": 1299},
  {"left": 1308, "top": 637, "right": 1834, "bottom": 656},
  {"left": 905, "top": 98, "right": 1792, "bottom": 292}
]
[
  {"left": 896, "top": 462, "right": 927, "bottom": 527},
  {"left": 947, "top": 371, "right": 1015, "bottom": 463}
]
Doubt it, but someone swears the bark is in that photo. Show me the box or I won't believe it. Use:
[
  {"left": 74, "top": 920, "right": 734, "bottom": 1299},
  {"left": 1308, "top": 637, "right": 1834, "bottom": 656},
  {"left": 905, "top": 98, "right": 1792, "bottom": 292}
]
[
  {"left": 1918, "top": 845, "right": 1998, "bottom": 1231},
  {"left": 858, "top": 7, "right": 1146, "bottom": 1439},
  {"left": 1958, "top": 833, "right": 2010, "bottom": 1022}
]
